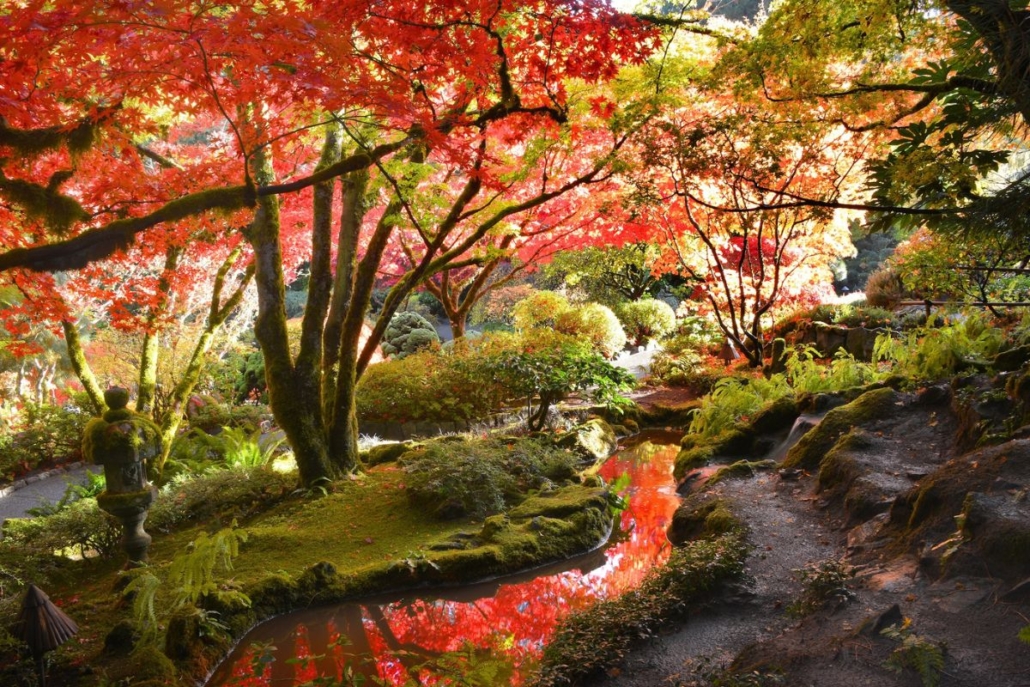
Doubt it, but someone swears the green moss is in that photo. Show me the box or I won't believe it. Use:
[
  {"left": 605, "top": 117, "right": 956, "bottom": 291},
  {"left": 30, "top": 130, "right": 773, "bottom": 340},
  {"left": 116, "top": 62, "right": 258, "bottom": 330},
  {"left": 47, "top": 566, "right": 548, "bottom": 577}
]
[
  {"left": 782, "top": 387, "right": 899, "bottom": 470},
  {"left": 747, "top": 396, "right": 800, "bottom": 435},
  {"left": 708, "top": 459, "right": 777, "bottom": 485},
  {"left": 815, "top": 429, "right": 873, "bottom": 491},
  {"left": 667, "top": 496, "right": 746, "bottom": 546},
  {"left": 674, "top": 445, "right": 716, "bottom": 478},
  {"left": 362, "top": 441, "right": 413, "bottom": 466}
]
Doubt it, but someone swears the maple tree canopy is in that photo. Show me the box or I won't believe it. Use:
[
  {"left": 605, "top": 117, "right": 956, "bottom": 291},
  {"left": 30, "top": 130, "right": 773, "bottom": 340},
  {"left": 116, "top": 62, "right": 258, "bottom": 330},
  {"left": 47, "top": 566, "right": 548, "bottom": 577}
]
[{"left": 0, "top": 0, "right": 656, "bottom": 274}]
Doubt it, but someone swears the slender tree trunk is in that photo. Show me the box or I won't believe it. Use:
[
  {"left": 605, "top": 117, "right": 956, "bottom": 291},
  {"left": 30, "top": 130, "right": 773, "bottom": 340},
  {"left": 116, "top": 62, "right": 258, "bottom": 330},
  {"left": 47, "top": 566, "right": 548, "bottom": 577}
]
[
  {"left": 152, "top": 250, "right": 255, "bottom": 476},
  {"left": 136, "top": 331, "right": 159, "bottom": 412},
  {"left": 61, "top": 319, "right": 105, "bottom": 414}
]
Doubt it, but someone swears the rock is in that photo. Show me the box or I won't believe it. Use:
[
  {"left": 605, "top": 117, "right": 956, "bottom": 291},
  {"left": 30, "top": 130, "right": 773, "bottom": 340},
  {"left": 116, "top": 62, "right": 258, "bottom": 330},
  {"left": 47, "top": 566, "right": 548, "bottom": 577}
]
[
  {"left": 1001, "top": 577, "right": 1030, "bottom": 602},
  {"left": 960, "top": 491, "right": 1030, "bottom": 580},
  {"left": 782, "top": 387, "right": 901, "bottom": 470},
  {"left": 667, "top": 494, "right": 742, "bottom": 546},
  {"left": 363, "top": 441, "right": 413, "bottom": 466},
  {"left": 994, "top": 344, "right": 1030, "bottom": 372},
  {"left": 556, "top": 418, "right": 618, "bottom": 464},
  {"left": 858, "top": 603, "right": 904, "bottom": 636}
]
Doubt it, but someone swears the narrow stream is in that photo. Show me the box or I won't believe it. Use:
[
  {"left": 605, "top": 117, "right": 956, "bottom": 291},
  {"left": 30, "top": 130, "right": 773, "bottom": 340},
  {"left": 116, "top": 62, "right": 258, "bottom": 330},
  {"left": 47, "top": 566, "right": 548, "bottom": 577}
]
[{"left": 207, "top": 430, "right": 683, "bottom": 686}]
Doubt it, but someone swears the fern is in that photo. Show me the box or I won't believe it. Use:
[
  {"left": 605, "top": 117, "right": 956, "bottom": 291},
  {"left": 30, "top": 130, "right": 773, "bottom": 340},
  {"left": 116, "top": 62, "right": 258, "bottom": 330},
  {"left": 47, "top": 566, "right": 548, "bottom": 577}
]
[
  {"left": 876, "top": 312, "right": 1004, "bottom": 381},
  {"left": 168, "top": 521, "right": 249, "bottom": 608},
  {"left": 688, "top": 376, "right": 792, "bottom": 439},
  {"left": 882, "top": 621, "right": 946, "bottom": 687},
  {"left": 122, "top": 567, "right": 162, "bottom": 644}
]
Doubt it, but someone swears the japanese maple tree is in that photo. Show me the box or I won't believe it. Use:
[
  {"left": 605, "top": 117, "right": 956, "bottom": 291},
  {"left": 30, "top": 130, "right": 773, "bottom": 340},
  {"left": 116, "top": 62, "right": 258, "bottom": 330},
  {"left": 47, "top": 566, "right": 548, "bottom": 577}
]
[{"left": 0, "top": 1, "right": 657, "bottom": 485}]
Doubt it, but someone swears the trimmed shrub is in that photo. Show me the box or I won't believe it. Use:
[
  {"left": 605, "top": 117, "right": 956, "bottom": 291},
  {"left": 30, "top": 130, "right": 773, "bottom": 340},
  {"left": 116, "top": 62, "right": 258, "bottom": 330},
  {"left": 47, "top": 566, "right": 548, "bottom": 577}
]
[
  {"left": 555, "top": 302, "right": 627, "bottom": 358},
  {"left": 865, "top": 266, "right": 906, "bottom": 308},
  {"left": 381, "top": 311, "right": 441, "bottom": 359},
  {"left": 356, "top": 348, "right": 505, "bottom": 424},
  {"left": 617, "top": 299, "right": 676, "bottom": 347},
  {"left": 512, "top": 290, "right": 571, "bottom": 331}
]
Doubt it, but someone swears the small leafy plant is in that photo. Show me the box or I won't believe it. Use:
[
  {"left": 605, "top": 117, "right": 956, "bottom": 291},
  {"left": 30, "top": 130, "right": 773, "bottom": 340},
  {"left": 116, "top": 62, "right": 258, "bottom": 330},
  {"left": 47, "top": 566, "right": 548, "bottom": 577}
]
[
  {"left": 786, "top": 558, "right": 854, "bottom": 617},
  {"left": 881, "top": 620, "right": 946, "bottom": 687}
]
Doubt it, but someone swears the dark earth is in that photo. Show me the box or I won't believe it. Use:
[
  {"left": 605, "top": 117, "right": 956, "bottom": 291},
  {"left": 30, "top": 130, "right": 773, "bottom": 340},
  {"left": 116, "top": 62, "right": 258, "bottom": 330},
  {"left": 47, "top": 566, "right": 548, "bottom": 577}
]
[{"left": 604, "top": 381, "right": 1030, "bottom": 687}]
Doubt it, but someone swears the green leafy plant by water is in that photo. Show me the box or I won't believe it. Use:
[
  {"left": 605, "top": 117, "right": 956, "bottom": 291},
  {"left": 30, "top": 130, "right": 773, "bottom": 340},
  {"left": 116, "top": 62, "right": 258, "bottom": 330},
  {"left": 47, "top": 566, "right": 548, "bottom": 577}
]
[
  {"left": 785, "top": 346, "right": 882, "bottom": 394},
  {"left": 123, "top": 522, "right": 249, "bottom": 645},
  {"left": 687, "top": 376, "right": 792, "bottom": 441}
]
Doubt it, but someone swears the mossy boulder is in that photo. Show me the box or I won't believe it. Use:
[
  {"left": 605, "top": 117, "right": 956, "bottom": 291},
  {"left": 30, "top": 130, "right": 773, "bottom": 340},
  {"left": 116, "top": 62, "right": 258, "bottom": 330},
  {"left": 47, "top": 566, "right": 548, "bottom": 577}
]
[
  {"left": 556, "top": 418, "right": 617, "bottom": 464},
  {"left": 958, "top": 491, "right": 1030, "bottom": 580},
  {"left": 708, "top": 459, "right": 777, "bottom": 485},
  {"left": 667, "top": 495, "right": 744, "bottom": 546},
  {"left": 994, "top": 344, "right": 1030, "bottom": 372},
  {"left": 782, "top": 387, "right": 900, "bottom": 470},
  {"left": 362, "top": 442, "right": 413, "bottom": 466}
]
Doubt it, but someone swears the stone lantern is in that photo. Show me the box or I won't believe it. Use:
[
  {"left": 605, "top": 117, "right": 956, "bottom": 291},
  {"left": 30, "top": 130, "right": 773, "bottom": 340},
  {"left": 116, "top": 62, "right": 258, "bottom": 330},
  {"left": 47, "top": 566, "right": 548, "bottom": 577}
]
[{"left": 83, "top": 387, "right": 157, "bottom": 566}]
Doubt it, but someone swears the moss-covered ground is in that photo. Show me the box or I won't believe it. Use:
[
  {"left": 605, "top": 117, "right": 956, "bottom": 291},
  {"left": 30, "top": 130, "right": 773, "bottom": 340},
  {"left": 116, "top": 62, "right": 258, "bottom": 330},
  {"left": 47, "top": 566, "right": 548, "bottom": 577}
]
[{"left": 0, "top": 458, "right": 614, "bottom": 687}]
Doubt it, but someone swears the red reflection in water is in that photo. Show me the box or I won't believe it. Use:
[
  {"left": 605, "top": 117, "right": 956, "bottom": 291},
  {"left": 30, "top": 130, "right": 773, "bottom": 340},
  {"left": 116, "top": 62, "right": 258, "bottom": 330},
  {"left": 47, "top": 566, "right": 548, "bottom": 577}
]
[{"left": 212, "top": 434, "right": 681, "bottom": 686}]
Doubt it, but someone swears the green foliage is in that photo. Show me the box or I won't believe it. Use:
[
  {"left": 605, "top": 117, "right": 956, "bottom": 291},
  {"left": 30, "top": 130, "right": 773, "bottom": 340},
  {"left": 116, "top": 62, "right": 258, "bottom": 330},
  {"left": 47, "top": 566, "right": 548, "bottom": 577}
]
[
  {"left": 148, "top": 466, "right": 293, "bottom": 532},
  {"left": 786, "top": 558, "right": 854, "bottom": 617},
  {"left": 1019, "top": 625, "right": 1030, "bottom": 646},
  {"left": 538, "top": 243, "right": 663, "bottom": 307},
  {"left": 123, "top": 523, "right": 249, "bottom": 646},
  {"left": 617, "top": 299, "right": 677, "bottom": 347},
  {"left": 403, "top": 437, "right": 581, "bottom": 520},
  {"left": 881, "top": 621, "right": 946, "bottom": 687},
  {"left": 25, "top": 469, "right": 105, "bottom": 517},
  {"left": 648, "top": 347, "right": 720, "bottom": 393},
  {"left": 873, "top": 312, "right": 1004, "bottom": 380},
  {"left": 356, "top": 347, "right": 505, "bottom": 424},
  {"left": 486, "top": 331, "right": 634, "bottom": 430},
  {"left": 687, "top": 376, "right": 792, "bottom": 441},
  {"left": 555, "top": 302, "right": 627, "bottom": 358},
  {"left": 533, "top": 532, "right": 749, "bottom": 687},
  {"left": 381, "top": 311, "right": 440, "bottom": 359},
  {"left": 512, "top": 290, "right": 571, "bottom": 330},
  {"left": 785, "top": 346, "right": 882, "bottom": 394},
  {"left": 2, "top": 497, "right": 121, "bottom": 558},
  {"left": 0, "top": 402, "right": 91, "bottom": 481}
]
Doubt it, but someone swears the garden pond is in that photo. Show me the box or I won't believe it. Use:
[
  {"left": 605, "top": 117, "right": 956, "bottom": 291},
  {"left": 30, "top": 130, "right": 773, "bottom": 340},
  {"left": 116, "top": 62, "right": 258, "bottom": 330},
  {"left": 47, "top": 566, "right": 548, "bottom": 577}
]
[{"left": 206, "top": 431, "right": 683, "bottom": 686}]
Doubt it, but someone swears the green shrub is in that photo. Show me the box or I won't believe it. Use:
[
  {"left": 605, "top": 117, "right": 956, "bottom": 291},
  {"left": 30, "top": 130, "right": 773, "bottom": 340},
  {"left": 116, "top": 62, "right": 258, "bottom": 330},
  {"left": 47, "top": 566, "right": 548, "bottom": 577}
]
[
  {"left": 403, "top": 437, "right": 581, "bottom": 519},
  {"left": 648, "top": 349, "right": 720, "bottom": 394},
  {"left": 512, "top": 290, "right": 572, "bottom": 331},
  {"left": 0, "top": 403, "right": 90, "bottom": 482},
  {"left": 2, "top": 498, "right": 121, "bottom": 559},
  {"left": 381, "top": 311, "right": 440, "bottom": 359},
  {"left": 148, "top": 466, "right": 294, "bottom": 532},
  {"left": 486, "top": 330, "right": 634, "bottom": 430},
  {"left": 356, "top": 348, "right": 505, "bottom": 424},
  {"left": 617, "top": 299, "right": 676, "bottom": 347},
  {"left": 555, "top": 302, "right": 627, "bottom": 358}
]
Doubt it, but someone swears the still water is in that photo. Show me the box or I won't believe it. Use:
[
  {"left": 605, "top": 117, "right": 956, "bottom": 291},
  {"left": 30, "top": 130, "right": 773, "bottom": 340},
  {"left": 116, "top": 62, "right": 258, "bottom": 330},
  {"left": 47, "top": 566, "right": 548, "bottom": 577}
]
[{"left": 208, "top": 431, "right": 682, "bottom": 686}]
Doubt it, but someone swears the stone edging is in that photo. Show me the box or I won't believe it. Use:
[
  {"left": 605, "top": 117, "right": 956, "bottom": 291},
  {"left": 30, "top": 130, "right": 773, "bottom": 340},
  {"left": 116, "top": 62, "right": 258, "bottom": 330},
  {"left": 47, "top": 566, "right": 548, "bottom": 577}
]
[{"left": 0, "top": 461, "right": 87, "bottom": 498}]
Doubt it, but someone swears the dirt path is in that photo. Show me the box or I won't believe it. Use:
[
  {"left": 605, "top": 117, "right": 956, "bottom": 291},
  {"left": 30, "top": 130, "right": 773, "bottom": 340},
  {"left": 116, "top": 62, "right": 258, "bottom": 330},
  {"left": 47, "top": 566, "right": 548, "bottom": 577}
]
[{"left": 600, "top": 386, "right": 1030, "bottom": 686}]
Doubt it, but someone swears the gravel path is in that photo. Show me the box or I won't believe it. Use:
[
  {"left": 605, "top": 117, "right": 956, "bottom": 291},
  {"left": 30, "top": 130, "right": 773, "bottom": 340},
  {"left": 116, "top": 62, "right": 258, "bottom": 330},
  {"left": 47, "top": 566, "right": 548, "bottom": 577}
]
[{"left": 0, "top": 464, "right": 97, "bottom": 526}]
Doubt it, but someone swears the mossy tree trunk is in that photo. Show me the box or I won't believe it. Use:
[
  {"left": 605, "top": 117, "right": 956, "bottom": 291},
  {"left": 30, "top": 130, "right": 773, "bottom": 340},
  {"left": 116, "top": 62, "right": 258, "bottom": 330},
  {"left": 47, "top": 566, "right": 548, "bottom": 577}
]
[
  {"left": 248, "top": 145, "right": 341, "bottom": 486},
  {"left": 61, "top": 318, "right": 105, "bottom": 414},
  {"left": 137, "top": 245, "right": 181, "bottom": 413}
]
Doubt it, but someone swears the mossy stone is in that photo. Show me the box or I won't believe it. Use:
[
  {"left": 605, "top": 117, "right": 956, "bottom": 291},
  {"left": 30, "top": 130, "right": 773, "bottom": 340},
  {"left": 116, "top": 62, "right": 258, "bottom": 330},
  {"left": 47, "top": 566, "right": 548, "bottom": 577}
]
[
  {"left": 363, "top": 442, "right": 412, "bottom": 466},
  {"left": 782, "top": 387, "right": 899, "bottom": 470},
  {"left": 667, "top": 495, "right": 744, "bottom": 546},
  {"left": 555, "top": 418, "right": 617, "bottom": 464}
]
